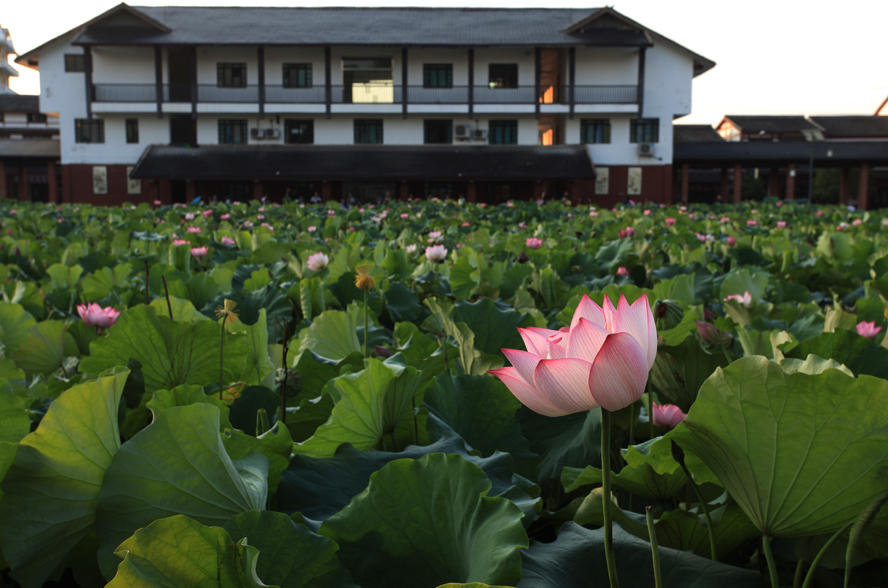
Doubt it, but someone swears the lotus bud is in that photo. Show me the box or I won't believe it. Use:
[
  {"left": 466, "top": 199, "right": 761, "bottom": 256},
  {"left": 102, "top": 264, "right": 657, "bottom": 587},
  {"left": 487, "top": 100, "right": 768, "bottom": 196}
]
[
  {"left": 695, "top": 320, "right": 733, "bottom": 347},
  {"left": 654, "top": 299, "right": 684, "bottom": 330}
]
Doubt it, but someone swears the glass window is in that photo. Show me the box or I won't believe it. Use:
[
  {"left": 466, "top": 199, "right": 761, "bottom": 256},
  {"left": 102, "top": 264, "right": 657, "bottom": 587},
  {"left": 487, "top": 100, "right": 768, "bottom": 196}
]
[
  {"left": 126, "top": 118, "right": 139, "bottom": 144},
  {"left": 354, "top": 119, "right": 383, "bottom": 144},
  {"left": 581, "top": 119, "right": 611, "bottom": 144},
  {"left": 423, "top": 64, "right": 453, "bottom": 88},
  {"left": 75, "top": 119, "right": 104, "bottom": 143},
  {"left": 285, "top": 119, "right": 314, "bottom": 144},
  {"left": 64, "top": 54, "right": 85, "bottom": 72},
  {"left": 630, "top": 118, "right": 659, "bottom": 143},
  {"left": 218, "top": 119, "right": 248, "bottom": 144},
  {"left": 283, "top": 64, "right": 312, "bottom": 88},
  {"left": 217, "top": 63, "right": 247, "bottom": 88},
  {"left": 424, "top": 120, "right": 452, "bottom": 144},
  {"left": 488, "top": 64, "right": 518, "bottom": 89},
  {"left": 27, "top": 113, "right": 47, "bottom": 123},
  {"left": 489, "top": 120, "right": 518, "bottom": 145}
]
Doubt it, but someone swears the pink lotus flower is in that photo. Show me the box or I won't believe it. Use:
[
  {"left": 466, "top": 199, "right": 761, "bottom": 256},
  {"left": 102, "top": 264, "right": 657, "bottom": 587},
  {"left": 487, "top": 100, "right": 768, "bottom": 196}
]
[
  {"left": 526, "top": 237, "right": 543, "bottom": 250},
  {"left": 665, "top": 217, "right": 675, "bottom": 226},
  {"left": 727, "top": 236, "right": 736, "bottom": 246},
  {"left": 462, "top": 222, "right": 471, "bottom": 227},
  {"left": 9, "top": 209, "right": 16, "bottom": 215},
  {"left": 616, "top": 266, "right": 629, "bottom": 276},
  {"left": 695, "top": 321, "right": 733, "bottom": 347},
  {"left": 489, "top": 293, "right": 657, "bottom": 415},
  {"left": 776, "top": 201, "right": 783, "bottom": 208},
  {"left": 243, "top": 221, "right": 254, "bottom": 228},
  {"left": 857, "top": 321, "right": 882, "bottom": 339},
  {"left": 777, "top": 221, "right": 787, "bottom": 228},
  {"left": 202, "top": 210, "right": 213, "bottom": 218},
  {"left": 425, "top": 244, "right": 448, "bottom": 263},
  {"left": 695, "top": 233, "right": 707, "bottom": 242},
  {"left": 306, "top": 252, "right": 330, "bottom": 272},
  {"left": 400, "top": 213, "right": 409, "bottom": 219},
  {"left": 406, "top": 244, "right": 417, "bottom": 254},
  {"left": 723, "top": 290, "right": 752, "bottom": 307},
  {"left": 172, "top": 239, "right": 191, "bottom": 247},
  {"left": 688, "top": 213, "right": 696, "bottom": 220},
  {"left": 618, "top": 227, "right": 635, "bottom": 239},
  {"left": 746, "top": 220, "right": 757, "bottom": 227},
  {"left": 77, "top": 303, "right": 121, "bottom": 329},
  {"left": 589, "top": 211, "right": 598, "bottom": 217},
  {"left": 853, "top": 219, "right": 862, "bottom": 226},
  {"left": 190, "top": 246, "right": 208, "bottom": 258},
  {"left": 428, "top": 230, "right": 443, "bottom": 242},
  {"left": 187, "top": 226, "right": 201, "bottom": 234},
  {"left": 261, "top": 223, "right": 274, "bottom": 232},
  {"left": 816, "top": 211, "right": 824, "bottom": 217},
  {"left": 257, "top": 214, "right": 265, "bottom": 220},
  {"left": 652, "top": 403, "right": 687, "bottom": 428},
  {"left": 220, "top": 213, "right": 231, "bottom": 220},
  {"left": 221, "top": 236, "right": 236, "bottom": 246},
  {"left": 153, "top": 200, "right": 162, "bottom": 206},
  {"left": 307, "top": 226, "right": 317, "bottom": 233},
  {"left": 185, "top": 213, "right": 195, "bottom": 221},
  {"left": 720, "top": 216, "right": 730, "bottom": 223},
  {"left": 643, "top": 209, "right": 650, "bottom": 216}
]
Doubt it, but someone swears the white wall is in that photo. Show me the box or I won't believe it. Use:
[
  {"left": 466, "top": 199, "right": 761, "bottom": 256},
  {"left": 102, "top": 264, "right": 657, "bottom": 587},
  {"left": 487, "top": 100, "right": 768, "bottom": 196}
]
[
  {"left": 407, "top": 48, "right": 470, "bottom": 86},
  {"left": 265, "top": 47, "right": 326, "bottom": 85},
  {"left": 92, "top": 46, "right": 154, "bottom": 84},
  {"left": 575, "top": 47, "right": 639, "bottom": 85}
]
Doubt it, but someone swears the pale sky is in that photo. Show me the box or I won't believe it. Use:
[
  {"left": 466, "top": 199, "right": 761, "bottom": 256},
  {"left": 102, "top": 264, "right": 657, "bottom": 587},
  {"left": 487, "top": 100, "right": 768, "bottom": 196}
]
[{"left": 3, "top": 0, "right": 887, "bottom": 125}]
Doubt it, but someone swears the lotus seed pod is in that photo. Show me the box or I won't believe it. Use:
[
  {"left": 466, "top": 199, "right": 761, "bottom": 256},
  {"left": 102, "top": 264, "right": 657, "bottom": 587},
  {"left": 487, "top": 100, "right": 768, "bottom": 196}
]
[{"left": 654, "top": 299, "right": 684, "bottom": 330}]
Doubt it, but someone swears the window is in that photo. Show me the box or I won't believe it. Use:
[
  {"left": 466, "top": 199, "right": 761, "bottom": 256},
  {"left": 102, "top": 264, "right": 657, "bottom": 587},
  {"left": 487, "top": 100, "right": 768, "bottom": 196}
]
[
  {"left": 218, "top": 119, "right": 248, "bottom": 144},
  {"left": 285, "top": 120, "right": 314, "bottom": 144},
  {"left": 424, "top": 120, "right": 453, "bottom": 144},
  {"left": 64, "top": 54, "right": 85, "bottom": 72},
  {"left": 27, "top": 113, "right": 47, "bottom": 123},
  {"left": 125, "top": 119, "right": 139, "bottom": 144},
  {"left": 354, "top": 119, "right": 383, "bottom": 144},
  {"left": 423, "top": 64, "right": 453, "bottom": 88},
  {"left": 75, "top": 119, "right": 104, "bottom": 143},
  {"left": 343, "top": 57, "right": 393, "bottom": 104},
  {"left": 283, "top": 64, "right": 312, "bottom": 88},
  {"left": 489, "top": 120, "right": 518, "bottom": 145},
  {"left": 630, "top": 118, "right": 659, "bottom": 143},
  {"left": 217, "top": 63, "right": 247, "bottom": 88},
  {"left": 581, "top": 119, "right": 611, "bottom": 144},
  {"left": 488, "top": 64, "right": 518, "bottom": 89}
]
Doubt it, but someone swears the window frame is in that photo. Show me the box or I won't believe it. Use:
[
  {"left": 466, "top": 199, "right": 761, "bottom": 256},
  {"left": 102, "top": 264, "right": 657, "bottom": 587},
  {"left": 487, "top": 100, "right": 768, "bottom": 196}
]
[
  {"left": 354, "top": 119, "right": 383, "bottom": 144},
  {"left": 488, "top": 64, "right": 519, "bottom": 89},
  {"left": 423, "top": 119, "right": 453, "bottom": 144},
  {"left": 64, "top": 54, "right": 85, "bottom": 73},
  {"left": 488, "top": 120, "right": 518, "bottom": 145},
  {"left": 630, "top": 118, "right": 660, "bottom": 143},
  {"left": 283, "top": 63, "right": 313, "bottom": 88},
  {"left": 581, "top": 119, "right": 611, "bottom": 144},
  {"left": 217, "top": 63, "right": 247, "bottom": 88},
  {"left": 284, "top": 119, "right": 314, "bottom": 144},
  {"left": 27, "top": 113, "right": 47, "bottom": 124},
  {"left": 218, "top": 119, "right": 248, "bottom": 144},
  {"left": 74, "top": 118, "right": 105, "bottom": 144},
  {"left": 125, "top": 118, "right": 139, "bottom": 144},
  {"left": 423, "top": 64, "right": 453, "bottom": 89}
]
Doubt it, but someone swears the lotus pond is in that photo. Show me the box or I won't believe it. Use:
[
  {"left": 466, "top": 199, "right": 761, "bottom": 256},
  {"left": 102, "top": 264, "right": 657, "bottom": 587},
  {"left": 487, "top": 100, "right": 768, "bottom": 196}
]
[{"left": 0, "top": 198, "right": 887, "bottom": 588}]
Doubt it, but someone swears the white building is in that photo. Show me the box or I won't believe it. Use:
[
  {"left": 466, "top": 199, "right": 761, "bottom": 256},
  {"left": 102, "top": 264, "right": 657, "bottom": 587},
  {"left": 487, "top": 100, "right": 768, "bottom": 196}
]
[{"left": 15, "top": 4, "right": 713, "bottom": 205}]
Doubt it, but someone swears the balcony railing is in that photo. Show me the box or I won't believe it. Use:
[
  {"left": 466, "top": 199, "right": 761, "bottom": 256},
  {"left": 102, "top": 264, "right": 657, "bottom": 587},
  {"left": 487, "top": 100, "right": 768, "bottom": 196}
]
[{"left": 92, "top": 83, "right": 638, "bottom": 105}]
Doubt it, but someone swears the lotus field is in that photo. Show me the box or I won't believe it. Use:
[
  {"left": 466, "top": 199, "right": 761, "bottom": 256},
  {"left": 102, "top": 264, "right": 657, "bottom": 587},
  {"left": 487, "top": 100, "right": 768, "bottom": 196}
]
[{"left": 1, "top": 197, "right": 888, "bottom": 588}]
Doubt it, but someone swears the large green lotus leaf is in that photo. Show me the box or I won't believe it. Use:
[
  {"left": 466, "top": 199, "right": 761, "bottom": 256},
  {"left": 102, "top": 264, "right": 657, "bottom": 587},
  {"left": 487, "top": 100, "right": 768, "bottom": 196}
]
[
  {"left": 517, "top": 522, "right": 761, "bottom": 588},
  {"left": 650, "top": 335, "right": 729, "bottom": 413},
  {"left": 149, "top": 295, "right": 211, "bottom": 321},
  {"left": 782, "top": 330, "right": 888, "bottom": 379},
  {"left": 0, "top": 369, "right": 129, "bottom": 588},
  {"left": 228, "top": 386, "right": 281, "bottom": 436},
  {"left": 11, "top": 320, "right": 79, "bottom": 376},
  {"left": 204, "top": 284, "right": 291, "bottom": 334},
  {"left": 46, "top": 263, "right": 84, "bottom": 291},
  {"left": 230, "top": 309, "right": 275, "bottom": 385},
  {"left": 146, "top": 384, "right": 232, "bottom": 429},
  {"left": 0, "top": 379, "right": 28, "bottom": 442},
  {"left": 96, "top": 404, "right": 269, "bottom": 580},
  {"left": 437, "top": 585, "right": 514, "bottom": 588},
  {"left": 319, "top": 453, "right": 527, "bottom": 588},
  {"left": 425, "top": 372, "right": 537, "bottom": 480},
  {"left": 0, "top": 301, "right": 36, "bottom": 356},
  {"left": 451, "top": 298, "right": 533, "bottom": 357},
  {"left": 80, "top": 305, "right": 251, "bottom": 392},
  {"left": 284, "top": 394, "right": 335, "bottom": 442},
  {"left": 622, "top": 435, "right": 720, "bottom": 488},
  {"left": 719, "top": 267, "right": 769, "bottom": 301},
  {"left": 223, "top": 511, "right": 358, "bottom": 588},
  {"left": 450, "top": 251, "right": 481, "bottom": 301},
  {"left": 167, "top": 272, "right": 225, "bottom": 311},
  {"left": 106, "top": 515, "right": 273, "bottom": 588},
  {"left": 562, "top": 459, "right": 686, "bottom": 502},
  {"left": 0, "top": 440, "right": 18, "bottom": 503},
  {"left": 293, "top": 358, "right": 424, "bottom": 458},
  {"left": 594, "top": 238, "right": 635, "bottom": 270},
  {"left": 222, "top": 423, "right": 293, "bottom": 493},
  {"left": 517, "top": 407, "right": 600, "bottom": 490},
  {"left": 383, "top": 281, "right": 423, "bottom": 323},
  {"left": 654, "top": 502, "right": 760, "bottom": 558},
  {"left": 674, "top": 356, "right": 888, "bottom": 537},
  {"left": 280, "top": 425, "right": 538, "bottom": 527},
  {"left": 297, "top": 309, "right": 360, "bottom": 361}
]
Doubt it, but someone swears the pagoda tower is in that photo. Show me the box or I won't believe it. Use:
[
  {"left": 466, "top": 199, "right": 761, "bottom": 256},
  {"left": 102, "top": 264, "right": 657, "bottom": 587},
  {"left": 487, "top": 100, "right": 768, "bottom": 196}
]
[{"left": 0, "top": 24, "right": 18, "bottom": 93}]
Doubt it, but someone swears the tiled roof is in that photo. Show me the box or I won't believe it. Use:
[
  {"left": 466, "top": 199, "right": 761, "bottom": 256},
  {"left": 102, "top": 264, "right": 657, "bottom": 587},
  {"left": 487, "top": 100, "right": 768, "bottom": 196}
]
[
  {"left": 674, "top": 124, "right": 723, "bottom": 143},
  {"left": 0, "top": 94, "right": 38, "bottom": 113},
  {"left": 130, "top": 144, "right": 596, "bottom": 181},
  {"left": 808, "top": 116, "right": 888, "bottom": 139},
  {"left": 720, "top": 115, "right": 822, "bottom": 134},
  {"left": 674, "top": 140, "right": 888, "bottom": 164},
  {"left": 0, "top": 138, "right": 59, "bottom": 158}
]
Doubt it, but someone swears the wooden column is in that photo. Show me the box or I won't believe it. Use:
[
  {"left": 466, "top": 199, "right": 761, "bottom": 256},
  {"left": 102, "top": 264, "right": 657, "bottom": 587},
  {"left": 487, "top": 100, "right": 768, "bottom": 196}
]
[
  {"left": 732, "top": 163, "right": 742, "bottom": 204},
  {"left": 839, "top": 167, "right": 850, "bottom": 205},
  {"left": 858, "top": 164, "right": 870, "bottom": 210},
  {"left": 785, "top": 164, "right": 795, "bottom": 200},
  {"left": 534, "top": 47, "right": 541, "bottom": 120},
  {"left": 155, "top": 47, "right": 163, "bottom": 119},
  {"left": 533, "top": 181, "right": 545, "bottom": 201},
  {"left": 768, "top": 167, "right": 779, "bottom": 198},
  {"left": 637, "top": 47, "right": 646, "bottom": 117},
  {"left": 0, "top": 161, "right": 6, "bottom": 198},
  {"left": 399, "top": 181, "right": 409, "bottom": 201},
  {"left": 401, "top": 47, "right": 408, "bottom": 119},
  {"left": 568, "top": 47, "right": 576, "bottom": 120},
  {"left": 47, "top": 161, "right": 58, "bottom": 204},
  {"left": 662, "top": 165, "right": 673, "bottom": 204},
  {"left": 321, "top": 181, "right": 332, "bottom": 202},
  {"left": 190, "top": 47, "right": 198, "bottom": 118},
  {"left": 467, "top": 48, "right": 474, "bottom": 120},
  {"left": 84, "top": 46, "right": 93, "bottom": 118},
  {"left": 680, "top": 163, "right": 690, "bottom": 204},
  {"left": 324, "top": 47, "right": 332, "bottom": 120},
  {"left": 258, "top": 47, "right": 266, "bottom": 119},
  {"left": 17, "top": 165, "right": 28, "bottom": 202},
  {"left": 62, "top": 164, "right": 72, "bottom": 203},
  {"left": 466, "top": 181, "right": 476, "bottom": 203},
  {"left": 720, "top": 167, "right": 728, "bottom": 201},
  {"left": 252, "top": 180, "right": 263, "bottom": 202},
  {"left": 186, "top": 180, "right": 196, "bottom": 202}
]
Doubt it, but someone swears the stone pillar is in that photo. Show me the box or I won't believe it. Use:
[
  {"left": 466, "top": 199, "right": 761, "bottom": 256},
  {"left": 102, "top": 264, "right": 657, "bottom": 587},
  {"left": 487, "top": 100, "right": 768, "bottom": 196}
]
[
  {"left": 680, "top": 163, "right": 689, "bottom": 204},
  {"left": 839, "top": 167, "right": 850, "bottom": 206},
  {"left": 17, "top": 165, "right": 27, "bottom": 202},
  {"left": 858, "top": 164, "right": 870, "bottom": 211},
  {"left": 47, "top": 161, "right": 59, "bottom": 204},
  {"left": 785, "top": 164, "right": 795, "bottom": 200},
  {"left": 732, "top": 163, "right": 742, "bottom": 204}
]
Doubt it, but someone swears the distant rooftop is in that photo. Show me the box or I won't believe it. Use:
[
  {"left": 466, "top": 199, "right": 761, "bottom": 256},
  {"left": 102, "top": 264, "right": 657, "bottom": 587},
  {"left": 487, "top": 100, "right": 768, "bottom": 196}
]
[
  {"left": 720, "top": 115, "right": 822, "bottom": 134},
  {"left": 809, "top": 116, "right": 888, "bottom": 139},
  {"left": 674, "top": 124, "right": 724, "bottom": 143}
]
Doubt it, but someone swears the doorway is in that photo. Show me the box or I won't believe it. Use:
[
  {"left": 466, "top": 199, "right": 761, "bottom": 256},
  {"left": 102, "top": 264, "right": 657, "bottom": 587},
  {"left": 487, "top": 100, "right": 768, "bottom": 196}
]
[
  {"left": 168, "top": 48, "right": 192, "bottom": 102},
  {"left": 169, "top": 115, "right": 196, "bottom": 147}
]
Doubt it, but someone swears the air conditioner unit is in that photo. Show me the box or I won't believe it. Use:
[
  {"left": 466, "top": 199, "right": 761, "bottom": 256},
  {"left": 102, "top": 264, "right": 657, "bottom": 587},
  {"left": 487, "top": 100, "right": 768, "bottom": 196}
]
[
  {"left": 250, "top": 128, "right": 260, "bottom": 139},
  {"left": 267, "top": 129, "right": 281, "bottom": 140},
  {"left": 473, "top": 129, "right": 487, "bottom": 141},
  {"left": 637, "top": 142, "right": 654, "bottom": 157},
  {"left": 455, "top": 124, "right": 472, "bottom": 140},
  {"left": 255, "top": 129, "right": 267, "bottom": 140}
]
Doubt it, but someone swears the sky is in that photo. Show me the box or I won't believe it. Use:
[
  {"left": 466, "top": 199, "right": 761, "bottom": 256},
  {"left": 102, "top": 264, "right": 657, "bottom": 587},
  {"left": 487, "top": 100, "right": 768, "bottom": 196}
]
[{"left": 3, "top": 0, "right": 887, "bottom": 125}]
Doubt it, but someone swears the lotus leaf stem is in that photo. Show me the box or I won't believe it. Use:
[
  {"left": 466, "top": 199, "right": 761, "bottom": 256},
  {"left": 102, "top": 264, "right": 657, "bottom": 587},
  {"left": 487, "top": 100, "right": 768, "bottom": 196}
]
[
  {"left": 600, "top": 408, "right": 620, "bottom": 588},
  {"left": 801, "top": 522, "right": 852, "bottom": 588},
  {"left": 645, "top": 506, "right": 662, "bottom": 588},
  {"left": 762, "top": 534, "right": 779, "bottom": 588}
]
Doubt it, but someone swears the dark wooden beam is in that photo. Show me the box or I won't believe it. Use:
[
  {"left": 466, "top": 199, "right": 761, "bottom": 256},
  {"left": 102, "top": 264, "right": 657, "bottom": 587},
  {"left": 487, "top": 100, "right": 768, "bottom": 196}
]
[
  {"left": 468, "top": 48, "right": 474, "bottom": 120},
  {"left": 568, "top": 47, "right": 576, "bottom": 120},
  {"left": 401, "top": 47, "right": 408, "bottom": 119},
  {"left": 325, "top": 47, "right": 332, "bottom": 120},
  {"left": 154, "top": 46, "right": 163, "bottom": 119},
  {"left": 258, "top": 46, "right": 265, "bottom": 119},
  {"left": 84, "top": 46, "right": 93, "bottom": 119},
  {"left": 534, "top": 47, "right": 541, "bottom": 120},
  {"left": 190, "top": 47, "right": 197, "bottom": 119},
  {"left": 637, "top": 46, "right": 646, "bottom": 118}
]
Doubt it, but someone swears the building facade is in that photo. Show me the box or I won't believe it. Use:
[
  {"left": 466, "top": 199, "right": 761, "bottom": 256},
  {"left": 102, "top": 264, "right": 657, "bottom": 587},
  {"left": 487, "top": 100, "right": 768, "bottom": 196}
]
[{"left": 16, "top": 4, "right": 713, "bottom": 206}]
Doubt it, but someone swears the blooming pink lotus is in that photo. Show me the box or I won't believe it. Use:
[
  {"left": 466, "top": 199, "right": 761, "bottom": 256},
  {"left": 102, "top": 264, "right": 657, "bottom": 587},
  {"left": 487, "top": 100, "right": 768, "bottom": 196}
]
[
  {"left": 526, "top": 237, "right": 543, "bottom": 250},
  {"left": 853, "top": 219, "right": 862, "bottom": 226},
  {"left": 727, "top": 236, "right": 736, "bottom": 246},
  {"left": 777, "top": 221, "right": 787, "bottom": 228},
  {"left": 77, "top": 303, "right": 121, "bottom": 329},
  {"left": 172, "top": 239, "right": 191, "bottom": 247},
  {"left": 202, "top": 210, "right": 213, "bottom": 218},
  {"left": 618, "top": 227, "right": 635, "bottom": 239},
  {"left": 652, "top": 403, "right": 687, "bottom": 428},
  {"left": 307, "top": 226, "right": 317, "bottom": 233},
  {"left": 220, "top": 213, "right": 231, "bottom": 220},
  {"left": 426, "top": 244, "right": 448, "bottom": 263},
  {"left": 816, "top": 211, "right": 824, "bottom": 217},
  {"left": 617, "top": 266, "right": 629, "bottom": 276},
  {"left": 406, "top": 244, "right": 417, "bottom": 254},
  {"left": 746, "top": 220, "right": 757, "bottom": 227},
  {"left": 190, "top": 246, "right": 209, "bottom": 258},
  {"left": 400, "top": 213, "right": 409, "bottom": 219},
  {"left": 153, "top": 200, "right": 162, "bottom": 206},
  {"left": 490, "top": 293, "right": 657, "bottom": 415},
  {"left": 665, "top": 217, "right": 675, "bottom": 226},
  {"left": 857, "top": 321, "right": 882, "bottom": 339},
  {"left": 187, "top": 226, "right": 202, "bottom": 234},
  {"left": 723, "top": 290, "right": 752, "bottom": 307},
  {"left": 220, "top": 236, "right": 236, "bottom": 246},
  {"left": 306, "top": 252, "right": 330, "bottom": 272}
]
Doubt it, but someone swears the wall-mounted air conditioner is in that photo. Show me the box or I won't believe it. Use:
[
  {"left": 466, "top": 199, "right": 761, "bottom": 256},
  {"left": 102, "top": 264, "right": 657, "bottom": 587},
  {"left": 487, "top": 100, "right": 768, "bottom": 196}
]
[
  {"left": 455, "top": 124, "right": 472, "bottom": 140},
  {"left": 267, "top": 129, "right": 281, "bottom": 140},
  {"left": 472, "top": 129, "right": 487, "bottom": 141},
  {"left": 638, "top": 143, "right": 654, "bottom": 157}
]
